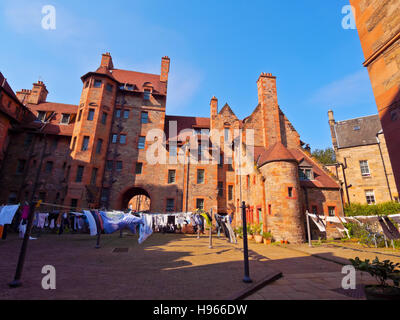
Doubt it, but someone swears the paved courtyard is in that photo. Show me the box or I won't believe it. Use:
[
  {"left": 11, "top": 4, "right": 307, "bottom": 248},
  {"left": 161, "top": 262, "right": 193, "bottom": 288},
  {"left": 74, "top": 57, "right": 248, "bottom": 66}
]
[{"left": 1, "top": 232, "right": 398, "bottom": 300}]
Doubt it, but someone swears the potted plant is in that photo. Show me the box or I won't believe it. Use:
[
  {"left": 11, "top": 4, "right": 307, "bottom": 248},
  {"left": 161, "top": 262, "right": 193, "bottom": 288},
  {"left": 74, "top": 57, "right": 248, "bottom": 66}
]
[
  {"left": 350, "top": 257, "right": 400, "bottom": 300},
  {"left": 235, "top": 226, "right": 243, "bottom": 239},
  {"left": 262, "top": 232, "right": 273, "bottom": 244},
  {"left": 253, "top": 224, "right": 263, "bottom": 243},
  {"left": 247, "top": 224, "right": 254, "bottom": 240}
]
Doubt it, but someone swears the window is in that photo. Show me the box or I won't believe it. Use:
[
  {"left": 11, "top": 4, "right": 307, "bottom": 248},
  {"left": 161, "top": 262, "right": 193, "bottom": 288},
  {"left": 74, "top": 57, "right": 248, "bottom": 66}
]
[
  {"left": 91, "top": 168, "right": 98, "bottom": 185},
  {"left": 166, "top": 199, "right": 175, "bottom": 212},
  {"left": 116, "top": 161, "right": 123, "bottom": 172},
  {"left": 218, "top": 182, "right": 223, "bottom": 197},
  {"left": 106, "top": 84, "right": 113, "bottom": 92},
  {"left": 93, "top": 80, "right": 102, "bottom": 88},
  {"left": 138, "top": 136, "right": 146, "bottom": 149},
  {"left": 141, "top": 112, "right": 149, "bottom": 124},
  {"left": 52, "top": 137, "right": 58, "bottom": 150},
  {"left": 197, "top": 169, "right": 205, "bottom": 184},
  {"left": 120, "top": 135, "right": 127, "bottom": 145},
  {"left": 71, "top": 199, "right": 78, "bottom": 209},
  {"left": 60, "top": 113, "right": 70, "bottom": 124},
  {"left": 126, "top": 84, "right": 134, "bottom": 91},
  {"left": 219, "top": 154, "right": 224, "bottom": 168},
  {"left": 24, "top": 133, "right": 34, "bottom": 147},
  {"left": 112, "top": 134, "right": 118, "bottom": 144},
  {"left": 96, "top": 139, "right": 103, "bottom": 154},
  {"left": 365, "top": 190, "right": 376, "bottom": 205},
  {"left": 247, "top": 175, "right": 250, "bottom": 188},
  {"left": 81, "top": 136, "right": 90, "bottom": 151},
  {"left": 312, "top": 206, "right": 318, "bottom": 215},
  {"left": 144, "top": 90, "right": 151, "bottom": 100},
  {"left": 390, "top": 110, "right": 398, "bottom": 121},
  {"left": 123, "top": 110, "right": 130, "bottom": 119},
  {"left": 115, "top": 109, "right": 121, "bottom": 118},
  {"left": 72, "top": 137, "right": 77, "bottom": 151},
  {"left": 76, "top": 166, "right": 84, "bottom": 182},
  {"left": 168, "top": 170, "right": 176, "bottom": 184},
  {"left": 360, "top": 160, "right": 370, "bottom": 176},
  {"left": 85, "top": 81, "right": 89, "bottom": 88},
  {"left": 228, "top": 185, "right": 234, "bottom": 201},
  {"left": 39, "top": 192, "right": 46, "bottom": 202},
  {"left": 101, "top": 112, "right": 108, "bottom": 125},
  {"left": 224, "top": 128, "right": 230, "bottom": 141},
  {"left": 135, "top": 162, "right": 143, "bottom": 174},
  {"left": 87, "top": 109, "right": 95, "bottom": 121},
  {"left": 16, "top": 160, "right": 26, "bottom": 174},
  {"left": 100, "top": 188, "right": 109, "bottom": 203},
  {"left": 45, "top": 161, "right": 53, "bottom": 173},
  {"left": 7, "top": 192, "right": 18, "bottom": 204},
  {"left": 169, "top": 144, "right": 177, "bottom": 157},
  {"left": 78, "top": 109, "right": 83, "bottom": 122},
  {"left": 37, "top": 111, "right": 46, "bottom": 122},
  {"left": 353, "top": 126, "right": 361, "bottom": 131},
  {"left": 106, "top": 161, "right": 113, "bottom": 171},
  {"left": 328, "top": 206, "right": 336, "bottom": 217},
  {"left": 299, "top": 168, "right": 313, "bottom": 180},
  {"left": 288, "top": 187, "right": 293, "bottom": 198},
  {"left": 196, "top": 199, "right": 204, "bottom": 210}
]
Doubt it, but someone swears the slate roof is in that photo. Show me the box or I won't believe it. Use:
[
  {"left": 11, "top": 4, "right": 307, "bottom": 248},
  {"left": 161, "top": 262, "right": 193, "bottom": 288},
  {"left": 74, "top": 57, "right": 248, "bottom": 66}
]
[{"left": 334, "top": 114, "right": 381, "bottom": 149}]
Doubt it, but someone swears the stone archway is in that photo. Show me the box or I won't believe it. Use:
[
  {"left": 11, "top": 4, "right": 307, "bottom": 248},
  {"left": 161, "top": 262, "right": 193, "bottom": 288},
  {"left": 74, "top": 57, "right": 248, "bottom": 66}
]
[{"left": 121, "top": 187, "right": 151, "bottom": 212}]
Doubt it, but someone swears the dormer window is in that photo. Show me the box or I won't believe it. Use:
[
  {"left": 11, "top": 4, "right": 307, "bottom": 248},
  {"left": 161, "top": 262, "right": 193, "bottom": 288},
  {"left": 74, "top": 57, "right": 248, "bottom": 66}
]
[
  {"left": 126, "top": 84, "right": 134, "bottom": 91},
  {"left": 60, "top": 113, "right": 70, "bottom": 124},
  {"left": 299, "top": 168, "right": 313, "bottom": 181},
  {"left": 37, "top": 111, "right": 46, "bottom": 122},
  {"left": 144, "top": 90, "right": 151, "bottom": 100}
]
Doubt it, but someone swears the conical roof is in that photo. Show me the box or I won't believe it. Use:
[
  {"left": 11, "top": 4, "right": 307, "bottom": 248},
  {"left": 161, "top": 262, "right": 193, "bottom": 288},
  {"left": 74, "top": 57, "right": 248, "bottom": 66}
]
[{"left": 258, "top": 142, "right": 297, "bottom": 167}]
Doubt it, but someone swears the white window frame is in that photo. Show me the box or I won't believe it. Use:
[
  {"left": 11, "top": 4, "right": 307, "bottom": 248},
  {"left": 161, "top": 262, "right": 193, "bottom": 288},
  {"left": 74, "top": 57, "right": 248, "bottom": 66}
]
[
  {"left": 360, "top": 160, "right": 370, "bottom": 176},
  {"left": 365, "top": 190, "right": 376, "bottom": 205}
]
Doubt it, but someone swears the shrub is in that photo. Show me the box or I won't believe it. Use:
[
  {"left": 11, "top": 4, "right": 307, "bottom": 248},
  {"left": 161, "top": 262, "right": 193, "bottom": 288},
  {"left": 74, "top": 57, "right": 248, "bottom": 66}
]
[
  {"left": 350, "top": 257, "right": 400, "bottom": 288},
  {"left": 344, "top": 202, "right": 400, "bottom": 217}
]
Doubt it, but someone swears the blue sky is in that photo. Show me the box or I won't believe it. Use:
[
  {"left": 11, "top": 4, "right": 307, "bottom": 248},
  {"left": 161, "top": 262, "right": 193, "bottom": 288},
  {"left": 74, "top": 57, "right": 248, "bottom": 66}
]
[{"left": 0, "top": 0, "right": 377, "bottom": 150}]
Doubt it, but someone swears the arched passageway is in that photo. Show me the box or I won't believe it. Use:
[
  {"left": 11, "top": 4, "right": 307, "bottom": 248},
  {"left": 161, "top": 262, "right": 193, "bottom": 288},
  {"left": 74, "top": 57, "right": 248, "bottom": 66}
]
[{"left": 121, "top": 187, "right": 151, "bottom": 212}]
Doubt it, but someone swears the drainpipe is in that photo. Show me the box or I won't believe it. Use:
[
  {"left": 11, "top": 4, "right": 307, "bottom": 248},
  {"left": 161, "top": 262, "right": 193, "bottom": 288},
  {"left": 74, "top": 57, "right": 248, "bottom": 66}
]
[
  {"left": 339, "top": 158, "right": 351, "bottom": 205},
  {"left": 335, "top": 164, "right": 346, "bottom": 215},
  {"left": 376, "top": 131, "right": 393, "bottom": 201}
]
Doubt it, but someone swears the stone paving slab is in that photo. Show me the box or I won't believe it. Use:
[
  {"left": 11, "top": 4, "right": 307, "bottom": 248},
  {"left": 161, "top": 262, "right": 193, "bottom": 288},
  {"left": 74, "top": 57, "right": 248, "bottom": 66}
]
[{"left": 0, "top": 233, "right": 277, "bottom": 300}]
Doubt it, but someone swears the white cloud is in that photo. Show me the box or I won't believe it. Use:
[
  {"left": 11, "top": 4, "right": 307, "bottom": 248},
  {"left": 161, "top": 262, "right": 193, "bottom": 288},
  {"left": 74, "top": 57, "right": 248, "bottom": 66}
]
[{"left": 308, "top": 69, "right": 375, "bottom": 108}]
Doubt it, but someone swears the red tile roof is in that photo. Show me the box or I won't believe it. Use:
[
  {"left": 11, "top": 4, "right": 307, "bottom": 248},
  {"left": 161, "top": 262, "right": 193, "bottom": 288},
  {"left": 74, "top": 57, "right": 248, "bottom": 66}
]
[
  {"left": 257, "top": 142, "right": 297, "bottom": 166},
  {"left": 25, "top": 102, "right": 78, "bottom": 136},
  {"left": 165, "top": 115, "right": 210, "bottom": 140},
  {"left": 111, "top": 69, "right": 167, "bottom": 95},
  {"left": 0, "top": 72, "right": 19, "bottom": 102},
  {"left": 289, "top": 148, "right": 339, "bottom": 189}
]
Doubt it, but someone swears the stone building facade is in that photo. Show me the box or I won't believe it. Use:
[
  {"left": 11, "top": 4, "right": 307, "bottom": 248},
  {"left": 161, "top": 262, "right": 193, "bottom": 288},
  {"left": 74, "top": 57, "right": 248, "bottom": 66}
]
[
  {"left": 0, "top": 53, "right": 344, "bottom": 243},
  {"left": 350, "top": 0, "right": 400, "bottom": 192},
  {"left": 328, "top": 110, "right": 399, "bottom": 205}
]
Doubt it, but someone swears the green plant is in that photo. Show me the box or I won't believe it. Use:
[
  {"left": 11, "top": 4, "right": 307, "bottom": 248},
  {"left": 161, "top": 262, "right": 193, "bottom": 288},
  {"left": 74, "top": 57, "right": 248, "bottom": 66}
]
[
  {"left": 350, "top": 257, "right": 400, "bottom": 288},
  {"left": 253, "top": 223, "right": 262, "bottom": 236},
  {"left": 262, "top": 231, "right": 273, "bottom": 240},
  {"left": 246, "top": 224, "right": 254, "bottom": 236},
  {"left": 234, "top": 226, "right": 243, "bottom": 238}
]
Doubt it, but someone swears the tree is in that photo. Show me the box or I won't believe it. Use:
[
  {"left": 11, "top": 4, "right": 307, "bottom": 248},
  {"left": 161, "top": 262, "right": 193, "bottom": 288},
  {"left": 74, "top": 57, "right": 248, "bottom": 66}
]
[{"left": 311, "top": 148, "right": 336, "bottom": 165}]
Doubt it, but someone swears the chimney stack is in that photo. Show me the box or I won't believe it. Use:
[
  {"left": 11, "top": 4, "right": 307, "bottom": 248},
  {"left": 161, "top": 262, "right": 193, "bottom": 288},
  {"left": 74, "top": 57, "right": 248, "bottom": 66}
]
[
  {"left": 160, "top": 56, "right": 170, "bottom": 83},
  {"left": 328, "top": 110, "right": 338, "bottom": 149},
  {"left": 210, "top": 96, "right": 218, "bottom": 117},
  {"left": 101, "top": 52, "right": 114, "bottom": 70},
  {"left": 256, "top": 72, "right": 281, "bottom": 148},
  {"left": 17, "top": 81, "right": 48, "bottom": 105}
]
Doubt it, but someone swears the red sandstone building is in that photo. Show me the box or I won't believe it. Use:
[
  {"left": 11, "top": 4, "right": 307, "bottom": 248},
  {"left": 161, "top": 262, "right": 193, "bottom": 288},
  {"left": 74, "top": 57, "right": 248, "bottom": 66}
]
[
  {"left": 0, "top": 53, "right": 343, "bottom": 242},
  {"left": 350, "top": 0, "right": 400, "bottom": 192}
]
